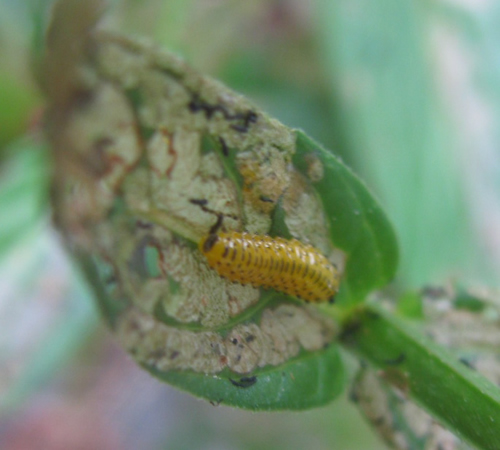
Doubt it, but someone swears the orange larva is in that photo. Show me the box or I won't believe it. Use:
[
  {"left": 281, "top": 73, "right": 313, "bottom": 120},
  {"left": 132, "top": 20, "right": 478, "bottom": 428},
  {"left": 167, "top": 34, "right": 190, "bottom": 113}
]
[{"left": 199, "top": 231, "right": 340, "bottom": 303}]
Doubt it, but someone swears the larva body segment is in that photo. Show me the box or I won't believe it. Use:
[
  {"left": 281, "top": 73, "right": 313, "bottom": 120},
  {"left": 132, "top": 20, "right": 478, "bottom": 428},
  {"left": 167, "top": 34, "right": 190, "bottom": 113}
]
[{"left": 200, "top": 231, "right": 340, "bottom": 303}]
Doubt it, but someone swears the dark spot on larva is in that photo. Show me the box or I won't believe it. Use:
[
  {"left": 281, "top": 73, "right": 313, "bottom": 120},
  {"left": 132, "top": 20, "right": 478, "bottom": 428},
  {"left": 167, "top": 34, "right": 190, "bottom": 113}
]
[
  {"left": 311, "top": 270, "right": 322, "bottom": 283},
  {"left": 222, "top": 246, "right": 229, "bottom": 258}
]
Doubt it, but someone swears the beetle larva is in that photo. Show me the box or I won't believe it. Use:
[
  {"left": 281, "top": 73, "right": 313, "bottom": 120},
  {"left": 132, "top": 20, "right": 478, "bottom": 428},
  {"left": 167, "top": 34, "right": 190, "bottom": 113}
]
[{"left": 199, "top": 231, "right": 340, "bottom": 303}]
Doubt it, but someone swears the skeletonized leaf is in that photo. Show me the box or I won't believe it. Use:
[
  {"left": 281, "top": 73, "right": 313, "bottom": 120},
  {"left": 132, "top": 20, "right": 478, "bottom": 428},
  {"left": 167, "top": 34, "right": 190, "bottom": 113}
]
[{"left": 44, "top": 0, "right": 397, "bottom": 409}]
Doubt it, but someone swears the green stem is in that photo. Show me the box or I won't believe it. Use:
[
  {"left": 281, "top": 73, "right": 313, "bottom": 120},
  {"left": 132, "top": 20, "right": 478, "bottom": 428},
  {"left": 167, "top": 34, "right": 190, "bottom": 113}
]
[{"left": 340, "top": 302, "right": 500, "bottom": 450}]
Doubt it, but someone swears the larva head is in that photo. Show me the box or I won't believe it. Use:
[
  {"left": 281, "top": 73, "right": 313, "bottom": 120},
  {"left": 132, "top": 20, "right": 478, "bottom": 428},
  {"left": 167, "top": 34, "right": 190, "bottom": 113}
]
[
  {"left": 201, "top": 233, "right": 219, "bottom": 253},
  {"left": 199, "top": 232, "right": 228, "bottom": 268}
]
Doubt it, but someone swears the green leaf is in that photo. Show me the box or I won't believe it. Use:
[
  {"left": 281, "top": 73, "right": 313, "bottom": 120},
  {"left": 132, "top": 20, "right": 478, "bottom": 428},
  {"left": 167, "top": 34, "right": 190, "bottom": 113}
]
[
  {"left": 342, "top": 303, "right": 500, "bottom": 450},
  {"left": 0, "top": 138, "right": 51, "bottom": 261},
  {"left": 78, "top": 248, "right": 346, "bottom": 411},
  {"left": 146, "top": 342, "right": 345, "bottom": 411},
  {"left": 396, "top": 290, "right": 424, "bottom": 319},
  {"left": 315, "top": 0, "right": 492, "bottom": 287},
  {"left": 293, "top": 131, "right": 398, "bottom": 304},
  {"left": 0, "top": 75, "right": 40, "bottom": 148},
  {"left": 43, "top": 1, "right": 394, "bottom": 411}
]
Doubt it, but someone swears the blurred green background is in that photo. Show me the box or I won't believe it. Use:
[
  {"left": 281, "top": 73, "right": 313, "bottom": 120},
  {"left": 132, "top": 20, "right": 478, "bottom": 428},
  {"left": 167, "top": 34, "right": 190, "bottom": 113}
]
[{"left": 1, "top": 0, "right": 500, "bottom": 448}]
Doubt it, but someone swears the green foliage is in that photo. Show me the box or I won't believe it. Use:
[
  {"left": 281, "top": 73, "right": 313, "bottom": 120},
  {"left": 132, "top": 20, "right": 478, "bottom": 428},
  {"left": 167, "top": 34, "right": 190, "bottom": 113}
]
[
  {"left": 0, "top": 138, "right": 50, "bottom": 258},
  {"left": 150, "top": 343, "right": 344, "bottom": 411},
  {"left": 294, "top": 131, "right": 398, "bottom": 305},
  {"left": 315, "top": 0, "right": 495, "bottom": 288},
  {"left": 343, "top": 303, "right": 500, "bottom": 450},
  {"left": 2, "top": 0, "right": 500, "bottom": 448}
]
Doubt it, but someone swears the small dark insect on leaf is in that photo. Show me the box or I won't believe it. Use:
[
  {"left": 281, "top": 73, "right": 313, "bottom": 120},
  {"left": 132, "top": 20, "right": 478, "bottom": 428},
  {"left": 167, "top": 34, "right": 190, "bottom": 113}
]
[{"left": 229, "top": 376, "right": 258, "bottom": 388}]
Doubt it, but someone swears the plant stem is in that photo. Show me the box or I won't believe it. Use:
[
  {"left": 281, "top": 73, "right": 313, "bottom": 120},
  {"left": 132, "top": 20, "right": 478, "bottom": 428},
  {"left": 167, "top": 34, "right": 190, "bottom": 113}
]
[{"left": 340, "top": 302, "right": 500, "bottom": 450}]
